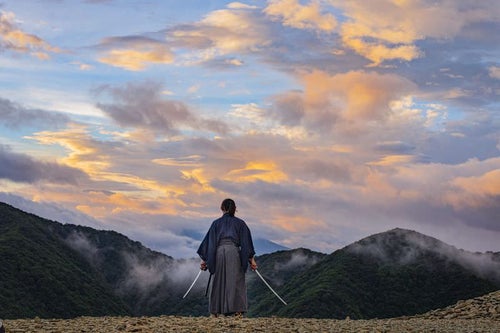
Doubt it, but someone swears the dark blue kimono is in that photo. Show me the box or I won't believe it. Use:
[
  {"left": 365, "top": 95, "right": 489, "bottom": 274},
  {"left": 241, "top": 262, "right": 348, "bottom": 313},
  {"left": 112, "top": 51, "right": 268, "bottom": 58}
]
[{"left": 197, "top": 213, "right": 256, "bottom": 274}]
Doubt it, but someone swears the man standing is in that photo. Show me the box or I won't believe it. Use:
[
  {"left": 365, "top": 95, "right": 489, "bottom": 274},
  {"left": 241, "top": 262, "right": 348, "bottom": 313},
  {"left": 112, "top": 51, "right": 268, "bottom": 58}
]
[{"left": 197, "top": 198, "right": 258, "bottom": 317}]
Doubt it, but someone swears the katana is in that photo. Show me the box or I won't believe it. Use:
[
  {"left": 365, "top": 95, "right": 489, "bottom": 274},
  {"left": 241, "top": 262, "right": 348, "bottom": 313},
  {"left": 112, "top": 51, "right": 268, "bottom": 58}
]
[
  {"left": 255, "top": 269, "right": 287, "bottom": 305},
  {"left": 183, "top": 270, "right": 202, "bottom": 299}
]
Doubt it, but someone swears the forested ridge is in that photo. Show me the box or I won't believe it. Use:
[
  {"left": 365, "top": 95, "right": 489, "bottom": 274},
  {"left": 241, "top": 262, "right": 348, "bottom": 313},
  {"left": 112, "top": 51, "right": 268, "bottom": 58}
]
[
  {"left": 0, "top": 202, "right": 131, "bottom": 318},
  {"left": 1, "top": 202, "right": 498, "bottom": 319}
]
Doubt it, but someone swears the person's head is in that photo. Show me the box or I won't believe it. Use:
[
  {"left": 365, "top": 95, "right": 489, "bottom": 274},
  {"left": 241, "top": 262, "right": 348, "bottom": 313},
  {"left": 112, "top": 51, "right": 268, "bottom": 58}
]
[{"left": 220, "top": 198, "right": 236, "bottom": 216}]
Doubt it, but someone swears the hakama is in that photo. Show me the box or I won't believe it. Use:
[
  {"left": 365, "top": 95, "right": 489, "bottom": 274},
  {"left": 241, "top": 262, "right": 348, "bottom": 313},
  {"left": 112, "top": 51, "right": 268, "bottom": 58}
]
[{"left": 209, "top": 239, "right": 247, "bottom": 315}]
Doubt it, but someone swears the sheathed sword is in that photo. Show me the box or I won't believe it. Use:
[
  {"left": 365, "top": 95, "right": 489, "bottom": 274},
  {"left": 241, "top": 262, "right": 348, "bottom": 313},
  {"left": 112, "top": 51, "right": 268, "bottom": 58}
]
[
  {"left": 182, "top": 270, "right": 202, "bottom": 299},
  {"left": 205, "top": 273, "right": 212, "bottom": 297},
  {"left": 254, "top": 269, "right": 287, "bottom": 305}
]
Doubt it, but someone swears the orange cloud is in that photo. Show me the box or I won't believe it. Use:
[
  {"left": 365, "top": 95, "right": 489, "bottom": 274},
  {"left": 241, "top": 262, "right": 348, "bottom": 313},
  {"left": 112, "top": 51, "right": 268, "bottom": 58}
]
[
  {"left": 300, "top": 69, "right": 416, "bottom": 122},
  {"left": 270, "top": 214, "right": 326, "bottom": 233},
  {"left": 334, "top": 0, "right": 497, "bottom": 65},
  {"left": 342, "top": 36, "right": 421, "bottom": 65},
  {"left": 75, "top": 191, "right": 183, "bottom": 220},
  {"left": 360, "top": 157, "right": 500, "bottom": 213},
  {"left": 265, "top": 0, "right": 337, "bottom": 32},
  {"left": 201, "top": 8, "right": 269, "bottom": 53},
  {"left": 99, "top": 47, "right": 174, "bottom": 71},
  {"left": 363, "top": 170, "right": 399, "bottom": 199},
  {"left": 29, "top": 125, "right": 109, "bottom": 176},
  {"left": 180, "top": 168, "right": 216, "bottom": 193},
  {"left": 30, "top": 186, "right": 84, "bottom": 206},
  {"left": 28, "top": 125, "right": 209, "bottom": 219},
  {"left": 224, "top": 161, "right": 288, "bottom": 183},
  {"left": 455, "top": 169, "right": 500, "bottom": 196},
  {"left": 76, "top": 204, "right": 110, "bottom": 220},
  {"left": 368, "top": 154, "right": 416, "bottom": 166},
  {"left": 171, "top": 4, "right": 270, "bottom": 63},
  {"left": 445, "top": 169, "right": 500, "bottom": 209},
  {"left": 0, "top": 11, "right": 62, "bottom": 59}
]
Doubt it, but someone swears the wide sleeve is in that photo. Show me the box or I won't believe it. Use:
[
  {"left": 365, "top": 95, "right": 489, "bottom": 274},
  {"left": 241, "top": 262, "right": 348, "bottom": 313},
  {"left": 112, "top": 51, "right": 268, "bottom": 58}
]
[
  {"left": 197, "top": 221, "right": 217, "bottom": 274},
  {"left": 239, "top": 221, "right": 256, "bottom": 272},
  {"left": 197, "top": 231, "right": 209, "bottom": 261}
]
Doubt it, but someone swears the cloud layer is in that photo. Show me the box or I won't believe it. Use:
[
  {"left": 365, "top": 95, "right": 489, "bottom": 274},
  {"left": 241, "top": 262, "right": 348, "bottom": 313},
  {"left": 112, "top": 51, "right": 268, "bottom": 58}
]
[{"left": 0, "top": 1, "right": 498, "bottom": 257}]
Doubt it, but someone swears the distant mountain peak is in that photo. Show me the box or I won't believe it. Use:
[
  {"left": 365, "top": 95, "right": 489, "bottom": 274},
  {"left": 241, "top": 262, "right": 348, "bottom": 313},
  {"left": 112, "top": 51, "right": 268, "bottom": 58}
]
[
  {"left": 253, "top": 238, "right": 289, "bottom": 255},
  {"left": 345, "top": 227, "right": 500, "bottom": 283},
  {"left": 346, "top": 228, "right": 447, "bottom": 256}
]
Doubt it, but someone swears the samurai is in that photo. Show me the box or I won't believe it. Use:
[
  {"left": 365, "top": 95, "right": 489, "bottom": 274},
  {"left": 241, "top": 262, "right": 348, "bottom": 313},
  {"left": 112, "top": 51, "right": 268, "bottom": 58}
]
[{"left": 197, "top": 198, "right": 258, "bottom": 317}]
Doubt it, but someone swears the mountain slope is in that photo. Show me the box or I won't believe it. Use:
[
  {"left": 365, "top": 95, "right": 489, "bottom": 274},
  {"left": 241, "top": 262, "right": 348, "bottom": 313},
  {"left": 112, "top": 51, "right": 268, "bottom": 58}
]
[
  {"left": 248, "top": 248, "right": 326, "bottom": 315},
  {"left": 0, "top": 202, "right": 213, "bottom": 317},
  {"left": 0, "top": 201, "right": 215, "bottom": 318},
  {"left": 2, "top": 201, "right": 499, "bottom": 320},
  {"left": 54, "top": 224, "right": 212, "bottom": 316},
  {"left": 252, "top": 228, "right": 500, "bottom": 319},
  {"left": 0, "top": 202, "right": 131, "bottom": 319}
]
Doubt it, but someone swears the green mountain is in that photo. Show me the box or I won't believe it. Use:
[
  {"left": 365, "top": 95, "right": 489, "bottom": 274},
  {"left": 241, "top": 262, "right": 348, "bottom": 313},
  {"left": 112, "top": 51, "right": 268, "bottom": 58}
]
[
  {"left": 0, "top": 202, "right": 131, "bottom": 319},
  {"left": 252, "top": 228, "right": 500, "bottom": 319},
  {"left": 50, "top": 222, "right": 188, "bottom": 316},
  {"left": 1, "top": 202, "right": 499, "bottom": 320},
  {"left": 0, "top": 201, "right": 212, "bottom": 318},
  {"left": 248, "top": 248, "right": 326, "bottom": 315}
]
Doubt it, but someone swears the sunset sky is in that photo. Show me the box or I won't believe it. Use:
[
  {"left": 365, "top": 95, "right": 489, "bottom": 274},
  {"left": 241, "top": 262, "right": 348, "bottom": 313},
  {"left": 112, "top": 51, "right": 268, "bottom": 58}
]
[{"left": 0, "top": 0, "right": 498, "bottom": 258}]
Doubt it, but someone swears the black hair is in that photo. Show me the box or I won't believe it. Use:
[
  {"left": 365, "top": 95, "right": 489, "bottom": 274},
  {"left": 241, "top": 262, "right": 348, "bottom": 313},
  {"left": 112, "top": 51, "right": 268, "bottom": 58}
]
[{"left": 221, "top": 198, "right": 236, "bottom": 216}]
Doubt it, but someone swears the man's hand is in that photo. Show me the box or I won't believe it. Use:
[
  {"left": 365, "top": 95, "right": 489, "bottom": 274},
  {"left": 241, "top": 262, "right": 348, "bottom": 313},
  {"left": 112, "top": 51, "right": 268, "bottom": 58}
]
[
  {"left": 200, "top": 260, "right": 207, "bottom": 271},
  {"left": 249, "top": 257, "right": 258, "bottom": 271}
]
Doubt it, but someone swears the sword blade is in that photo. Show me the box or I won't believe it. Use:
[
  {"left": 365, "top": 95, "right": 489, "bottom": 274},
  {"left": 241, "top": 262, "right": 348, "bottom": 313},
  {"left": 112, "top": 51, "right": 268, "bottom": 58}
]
[
  {"left": 183, "top": 270, "right": 202, "bottom": 299},
  {"left": 255, "top": 269, "right": 287, "bottom": 305}
]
